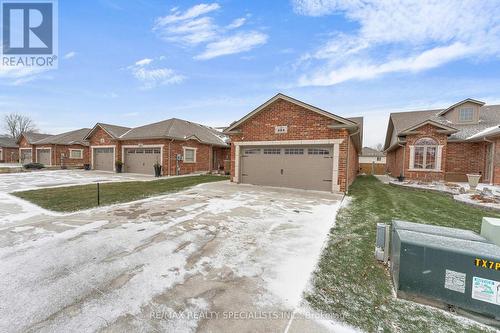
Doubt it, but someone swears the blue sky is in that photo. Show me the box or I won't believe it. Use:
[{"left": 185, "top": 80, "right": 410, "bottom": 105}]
[{"left": 1, "top": 0, "right": 500, "bottom": 147}]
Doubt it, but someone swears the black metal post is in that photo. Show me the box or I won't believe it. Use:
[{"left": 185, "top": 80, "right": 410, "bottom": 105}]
[{"left": 97, "top": 183, "right": 100, "bottom": 206}]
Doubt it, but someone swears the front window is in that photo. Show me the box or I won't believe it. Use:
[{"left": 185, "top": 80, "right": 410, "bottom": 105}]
[
  {"left": 69, "top": 149, "right": 83, "bottom": 159},
  {"left": 459, "top": 107, "right": 474, "bottom": 122},
  {"left": 183, "top": 148, "right": 196, "bottom": 163},
  {"left": 412, "top": 138, "right": 438, "bottom": 170}
]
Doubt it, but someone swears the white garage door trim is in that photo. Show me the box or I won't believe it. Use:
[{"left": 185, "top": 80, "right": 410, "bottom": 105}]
[
  {"left": 234, "top": 139, "right": 344, "bottom": 192},
  {"left": 35, "top": 147, "right": 52, "bottom": 166},
  {"left": 91, "top": 145, "right": 116, "bottom": 172},
  {"left": 122, "top": 144, "right": 164, "bottom": 174},
  {"left": 19, "top": 148, "right": 33, "bottom": 164}
]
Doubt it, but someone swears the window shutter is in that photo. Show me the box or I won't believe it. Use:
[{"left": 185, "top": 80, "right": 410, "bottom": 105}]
[
  {"left": 409, "top": 146, "right": 415, "bottom": 169},
  {"left": 436, "top": 145, "right": 443, "bottom": 171}
]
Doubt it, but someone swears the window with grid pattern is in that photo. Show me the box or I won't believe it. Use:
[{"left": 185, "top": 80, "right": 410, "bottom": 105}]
[{"left": 263, "top": 148, "right": 281, "bottom": 155}]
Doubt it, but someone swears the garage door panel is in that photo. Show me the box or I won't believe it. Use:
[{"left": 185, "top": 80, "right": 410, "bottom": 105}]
[
  {"left": 93, "top": 148, "right": 114, "bottom": 171},
  {"left": 20, "top": 150, "right": 32, "bottom": 164},
  {"left": 37, "top": 149, "right": 51, "bottom": 166},
  {"left": 240, "top": 146, "right": 334, "bottom": 192},
  {"left": 124, "top": 147, "right": 161, "bottom": 175}
]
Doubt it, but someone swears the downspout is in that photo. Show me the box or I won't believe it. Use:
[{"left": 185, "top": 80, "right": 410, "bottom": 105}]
[
  {"left": 398, "top": 143, "right": 406, "bottom": 177},
  {"left": 168, "top": 139, "right": 174, "bottom": 176},
  {"left": 483, "top": 137, "right": 494, "bottom": 184}
]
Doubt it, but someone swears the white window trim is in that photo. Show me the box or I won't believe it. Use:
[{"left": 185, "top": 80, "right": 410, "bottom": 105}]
[
  {"left": 233, "top": 139, "right": 344, "bottom": 192},
  {"left": 408, "top": 144, "right": 443, "bottom": 172},
  {"left": 183, "top": 147, "right": 197, "bottom": 163},
  {"left": 90, "top": 145, "right": 116, "bottom": 171},
  {"left": 69, "top": 148, "right": 84, "bottom": 159},
  {"left": 121, "top": 145, "right": 164, "bottom": 172},
  {"left": 35, "top": 147, "right": 52, "bottom": 166},
  {"left": 19, "top": 148, "right": 33, "bottom": 164}
]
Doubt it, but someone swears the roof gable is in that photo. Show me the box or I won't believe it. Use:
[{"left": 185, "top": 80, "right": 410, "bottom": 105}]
[
  {"left": 224, "top": 93, "right": 357, "bottom": 133},
  {"left": 437, "top": 98, "right": 485, "bottom": 116},
  {"left": 399, "top": 119, "right": 458, "bottom": 135},
  {"left": 83, "top": 123, "right": 131, "bottom": 141}
]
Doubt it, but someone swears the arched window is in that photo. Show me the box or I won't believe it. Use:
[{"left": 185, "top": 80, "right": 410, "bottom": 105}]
[{"left": 412, "top": 137, "right": 438, "bottom": 170}]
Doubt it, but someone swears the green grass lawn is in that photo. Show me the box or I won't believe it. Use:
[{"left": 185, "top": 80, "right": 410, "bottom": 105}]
[
  {"left": 306, "top": 176, "right": 500, "bottom": 333},
  {"left": 14, "top": 175, "right": 228, "bottom": 212}
]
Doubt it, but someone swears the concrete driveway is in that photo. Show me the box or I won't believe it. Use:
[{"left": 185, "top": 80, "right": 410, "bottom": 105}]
[{"left": 0, "top": 171, "right": 343, "bottom": 333}]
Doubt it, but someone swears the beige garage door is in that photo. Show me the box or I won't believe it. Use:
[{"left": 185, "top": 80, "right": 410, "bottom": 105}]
[
  {"left": 240, "top": 146, "right": 334, "bottom": 191},
  {"left": 20, "top": 149, "right": 32, "bottom": 164},
  {"left": 37, "top": 149, "right": 51, "bottom": 166},
  {"left": 93, "top": 148, "right": 114, "bottom": 171},
  {"left": 124, "top": 147, "right": 161, "bottom": 175}
]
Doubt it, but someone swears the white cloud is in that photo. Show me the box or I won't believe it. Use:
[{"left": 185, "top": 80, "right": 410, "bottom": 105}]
[
  {"left": 153, "top": 3, "right": 267, "bottom": 59},
  {"left": 127, "top": 58, "right": 185, "bottom": 90},
  {"left": 292, "top": 0, "right": 500, "bottom": 86},
  {"left": 0, "top": 66, "right": 47, "bottom": 85},
  {"left": 195, "top": 31, "right": 268, "bottom": 60},
  {"left": 63, "top": 51, "right": 77, "bottom": 59},
  {"left": 226, "top": 17, "right": 246, "bottom": 29},
  {"left": 135, "top": 58, "right": 154, "bottom": 66}
]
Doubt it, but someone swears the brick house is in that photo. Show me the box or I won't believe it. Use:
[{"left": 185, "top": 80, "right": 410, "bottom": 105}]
[
  {"left": 30, "top": 128, "right": 91, "bottom": 167},
  {"left": 0, "top": 136, "right": 19, "bottom": 163},
  {"left": 17, "top": 132, "right": 53, "bottom": 164},
  {"left": 384, "top": 98, "right": 500, "bottom": 184},
  {"left": 84, "top": 119, "right": 230, "bottom": 175},
  {"left": 224, "top": 93, "right": 363, "bottom": 193}
]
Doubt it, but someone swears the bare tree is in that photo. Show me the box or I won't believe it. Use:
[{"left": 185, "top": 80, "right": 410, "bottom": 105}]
[
  {"left": 374, "top": 143, "right": 384, "bottom": 152},
  {"left": 3, "top": 113, "right": 38, "bottom": 138}
]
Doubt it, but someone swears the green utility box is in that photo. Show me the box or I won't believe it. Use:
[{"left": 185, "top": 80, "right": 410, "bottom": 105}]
[{"left": 391, "top": 220, "right": 500, "bottom": 320}]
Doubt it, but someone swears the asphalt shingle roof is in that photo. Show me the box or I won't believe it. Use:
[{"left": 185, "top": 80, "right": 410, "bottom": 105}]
[
  {"left": 361, "top": 147, "right": 385, "bottom": 157},
  {"left": 0, "top": 136, "right": 18, "bottom": 148},
  {"left": 119, "top": 118, "right": 229, "bottom": 146},
  {"left": 385, "top": 104, "right": 500, "bottom": 149},
  {"left": 98, "top": 123, "right": 131, "bottom": 138},
  {"left": 33, "top": 128, "right": 91, "bottom": 146},
  {"left": 21, "top": 132, "right": 53, "bottom": 144}
]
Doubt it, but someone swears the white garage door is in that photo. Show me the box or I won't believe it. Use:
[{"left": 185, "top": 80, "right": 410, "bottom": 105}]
[
  {"left": 20, "top": 149, "right": 32, "bottom": 164},
  {"left": 93, "top": 148, "right": 114, "bottom": 171},
  {"left": 240, "top": 146, "right": 334, "bottom": 191},
  {"left": 124, "top": 147, "right": 161, "bottom": 175},
  {"left": 37, "top": 149, "right": 51, "bottom": 166}
]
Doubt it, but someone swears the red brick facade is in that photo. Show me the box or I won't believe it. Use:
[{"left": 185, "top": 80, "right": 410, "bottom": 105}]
[
  {"left": 87, "top": 125, "right": 229, "bottom": 175},
  {"left": 386, "top": 123, "right": 496, "bottom": 183},
  {"left": 228, "top": 98, "right": 360, "bottom": 192},
  {"left": 0, "top": 147, "right": 19, "bottom": 163},
  {"left": 32, "top": 144, "right": 90, "bottom": 167}
]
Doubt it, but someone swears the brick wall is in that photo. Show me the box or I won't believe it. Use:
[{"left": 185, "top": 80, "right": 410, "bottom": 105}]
[
  {"left": 347, "top": 135, "right": 359, "bottom": 189},
  {"left": 385, "top": 146, "right": 404, "bottom": 178},
  {"left": 212, "top": 146, "right": 230, "bottom": 172},
  {"left": 87, "top": 127, "right": 218, "bottom": 176},
  {"left": 18, "top": 135, "right": 34, "bottom": 162},
  {"left": 404, "top": 124, "right": 448, "bottom": 182},
  {"left": 494, "top": 137, "right": 500, "bottom": 185},
  {"left": 445, "top": 142, "right": 487, "bottom": 182},
  {"left": 0, "top": 147, "right": 19, "bottom": 163},
  {"left": 228, "top": 99, "right": 356, "bottom": 192}
]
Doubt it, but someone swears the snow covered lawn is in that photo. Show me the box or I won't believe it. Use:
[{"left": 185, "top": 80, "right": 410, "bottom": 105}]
[
  {"left": 0, "top": 179, "right": 343, "bottom": 333},
  {"left": 390, "top": 179, "right": 500, "bottom": 212}
]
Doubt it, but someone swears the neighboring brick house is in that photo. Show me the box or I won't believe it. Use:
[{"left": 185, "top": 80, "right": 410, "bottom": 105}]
[
  {"left": 384, "top": 98, "right": 500, "bottom": 184},
  {"left": 224, "top": 93, "right": 363, "bottom": 193},
  {"left": 0, "top": 136, "right": 19, "bottom": 163},
  {"left": 17, "top": 132, "right": 53, "bottom": 164},
  {"left": 84, "top": 119, "right": 230, "bottom": 176},
  {"left": 30, "top": 128, "right": 91, "bottom": 168}
]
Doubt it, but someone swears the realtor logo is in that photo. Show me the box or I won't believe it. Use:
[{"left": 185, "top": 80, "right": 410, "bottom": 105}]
[{"left": 1, "top": 0, "right": 57, "bottom": 68}]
